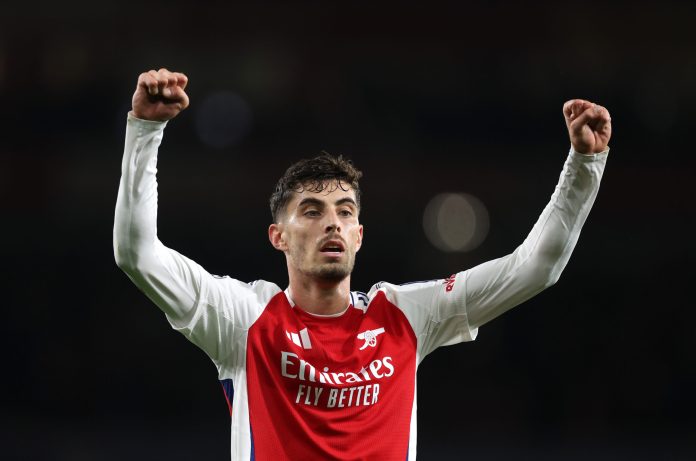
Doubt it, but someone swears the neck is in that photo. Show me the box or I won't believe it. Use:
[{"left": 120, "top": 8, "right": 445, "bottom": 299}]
[{"left": 287, "top": 270, "right": 352, "bottom": 316}]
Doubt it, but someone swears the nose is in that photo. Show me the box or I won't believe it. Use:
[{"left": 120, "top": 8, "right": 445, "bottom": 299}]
[{"left": 324, "top": 210, "right": 342, "bottom": 234}]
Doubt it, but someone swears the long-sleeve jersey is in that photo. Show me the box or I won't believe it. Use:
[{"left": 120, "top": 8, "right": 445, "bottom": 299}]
[{"left": 113, "top": 113, "right": 608, "bottom": 460}]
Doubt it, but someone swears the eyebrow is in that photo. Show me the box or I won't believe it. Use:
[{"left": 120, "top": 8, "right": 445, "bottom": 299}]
[
  {"left": 335, "top": 197, "right": 358, "bottom": 208},
  {"left": 297, "top": 197, "right": 358, "bottom": 208}
]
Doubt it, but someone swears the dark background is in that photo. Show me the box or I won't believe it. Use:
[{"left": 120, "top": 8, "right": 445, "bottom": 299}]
[{"left": 2, "top": 1, "right": 695, "bottom": 459}]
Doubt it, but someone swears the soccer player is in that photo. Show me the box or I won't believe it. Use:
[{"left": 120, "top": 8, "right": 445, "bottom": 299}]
[{"left": 114, "top": 68, "right": 611, "bottom": 460}]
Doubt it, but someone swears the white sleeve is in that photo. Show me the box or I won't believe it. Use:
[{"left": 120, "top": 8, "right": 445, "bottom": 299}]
[
  {"left": 374, "top": 148, "right": 608, "bottom": 360},
  {"left": 113, "top": 113, "right": 280, "bottom": 365},
  {"left": 463, "top": 148, "right": 608, "bottom": 329}
]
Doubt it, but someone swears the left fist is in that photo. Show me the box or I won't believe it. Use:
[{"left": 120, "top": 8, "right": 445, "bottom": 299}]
[{"left": 563, "top": 99, "right": 612, "bottom": 154}]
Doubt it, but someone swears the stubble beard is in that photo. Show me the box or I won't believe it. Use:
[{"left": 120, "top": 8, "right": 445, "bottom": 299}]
[
  {"left": 293, "top": 247, "right": 356, "bottom": 283},
  {"left": 312, "top": 259, "right": 354, "bottom": 282}
]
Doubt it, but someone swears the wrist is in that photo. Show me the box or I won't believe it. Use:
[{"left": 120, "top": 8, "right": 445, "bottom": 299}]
[{"left": 127, "top": 111, "right": 168, "bottom": 128}]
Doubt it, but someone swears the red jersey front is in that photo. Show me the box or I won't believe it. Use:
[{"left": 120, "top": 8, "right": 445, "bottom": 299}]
[
  {"left": 203, "top": 278, "right": 477, "bottom": 461},
  {"left": 245, "top": 290, "right": 416, "bottom": 460}
]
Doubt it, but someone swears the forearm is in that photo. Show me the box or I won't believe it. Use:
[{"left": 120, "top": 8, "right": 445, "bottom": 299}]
[
  {"left": 520, "top": 147, "right": 608, "bottom": 282},
  {"left": 113, "top": 113, "right": 167, "bottom": 270},
  {"left": 465, "top": 147, "right": 609, "bottom": 328}
]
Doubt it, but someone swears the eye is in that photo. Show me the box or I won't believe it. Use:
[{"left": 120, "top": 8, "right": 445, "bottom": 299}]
[
  {"left": 304, "top": 209, "right": 321, "bottom": 217},
  {"left": 339, "top": 209, "right": 354, "bottom": 217}
]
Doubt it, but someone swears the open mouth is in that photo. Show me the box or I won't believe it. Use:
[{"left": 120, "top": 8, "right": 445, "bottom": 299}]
[{"left": 320, "top": 240, "right": 345, "bottom": 254}]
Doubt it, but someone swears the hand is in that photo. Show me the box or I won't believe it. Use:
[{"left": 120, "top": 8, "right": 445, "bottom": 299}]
[
  {"left": 563, "top": 99, "right": 612, "bottom": 154},
  {"left": 132, "top": 68, "right": 190, "bottom": 121}
]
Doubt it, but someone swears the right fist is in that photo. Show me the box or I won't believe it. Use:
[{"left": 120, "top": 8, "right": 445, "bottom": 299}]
[{"left": 132, "top": 68, "right": 190, "bottom": 121}]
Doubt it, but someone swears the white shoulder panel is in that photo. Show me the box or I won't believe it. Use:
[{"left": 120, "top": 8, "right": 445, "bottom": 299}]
[
  {"left": 368, "top": 277, "right": 478, "bottom": 361},
  {"left": 169, "top": 274, "right": 281, "bottom": 368}
]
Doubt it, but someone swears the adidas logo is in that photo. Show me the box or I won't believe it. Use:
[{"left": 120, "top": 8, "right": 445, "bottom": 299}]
[{"left": 286, "top": 328, "right": 312, "bottom": 350}]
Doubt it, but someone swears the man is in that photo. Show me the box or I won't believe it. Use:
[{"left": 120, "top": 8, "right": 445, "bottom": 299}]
[{"left": 114, "top": 68, "right": 611, "bottom": 460}]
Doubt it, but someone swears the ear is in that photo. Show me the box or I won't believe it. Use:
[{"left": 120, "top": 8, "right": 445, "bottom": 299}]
[
  {"left": 268, "top": 223, "right": 287, "bottom": 251},
  {"left": 355, "top": 224, "right": 364, "bottom": 252}
]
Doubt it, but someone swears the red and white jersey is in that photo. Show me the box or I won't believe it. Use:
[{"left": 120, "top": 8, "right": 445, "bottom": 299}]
[
  {"left": 177, "top": 275, "right": 477, "bottom": 461},
  {"left": 114, "top": 114, "right": 608, "bottom": 460},
  {"left": 196, "top": 277, "right": 476, "bottom": 460}
]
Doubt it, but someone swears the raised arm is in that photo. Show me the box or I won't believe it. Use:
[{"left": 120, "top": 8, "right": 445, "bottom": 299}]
[
  {"left": 114, "top": 68, "right": 198, "bottom": 316},
  {"left": 464, "top": 99, "right": 612, "bottom": 329},
  {"left": 114, "top": 69, "right": 280, "bottom": 364}
]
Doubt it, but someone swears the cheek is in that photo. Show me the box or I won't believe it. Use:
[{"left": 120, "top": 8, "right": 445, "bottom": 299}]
[
  {"left": 350, "top": 228, "right": 363, "bottom": 250},
  {"left": 286, "top": 229, "right": 310, "bottom": 254}
]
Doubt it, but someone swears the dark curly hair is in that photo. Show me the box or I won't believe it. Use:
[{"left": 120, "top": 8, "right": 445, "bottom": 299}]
[{"left": 270, "top": 151, "right": 363, "bottom": 222}]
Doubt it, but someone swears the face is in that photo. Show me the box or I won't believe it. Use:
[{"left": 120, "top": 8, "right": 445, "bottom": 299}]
[{"left": 269, "top": 181, "right": 363, "bottom": 282}]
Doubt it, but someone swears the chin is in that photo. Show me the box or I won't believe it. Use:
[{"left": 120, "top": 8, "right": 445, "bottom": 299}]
[{"left": 314, "top": 263, "right": 353, "bottom": 282}]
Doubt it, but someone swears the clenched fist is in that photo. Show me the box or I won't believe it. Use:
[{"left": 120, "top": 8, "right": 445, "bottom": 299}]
[
  {"left": 563, "top": 99, "right": 612, "bottom": 154},
  {"left": 132, "top": 68, "right": 190, "bottom": 122}
]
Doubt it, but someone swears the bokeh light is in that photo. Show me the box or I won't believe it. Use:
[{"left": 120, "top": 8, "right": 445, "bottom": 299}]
[{"left": 423, "top": 193, "right": 489, "bottom": 252}]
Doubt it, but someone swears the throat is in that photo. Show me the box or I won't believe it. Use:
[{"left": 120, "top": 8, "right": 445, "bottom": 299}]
[{"left": 285, "top": 280, "right": 352, "bottom": 316}]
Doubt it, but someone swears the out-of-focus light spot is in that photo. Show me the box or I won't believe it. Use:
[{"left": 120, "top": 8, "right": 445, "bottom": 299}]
[
  {"left": 195, "top": 91, "right": 252, "bottom": 149},
  {"left": 423, "top": 193, "right": 489, "bottom": 252}
]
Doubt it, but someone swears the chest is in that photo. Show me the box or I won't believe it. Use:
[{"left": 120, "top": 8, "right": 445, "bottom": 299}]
[{"left": 249, "top": 293, "right": 415, "bottom": 373}]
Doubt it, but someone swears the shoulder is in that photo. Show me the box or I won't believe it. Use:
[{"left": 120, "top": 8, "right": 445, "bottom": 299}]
[
  {"left": 365, "top": 278, "right": 447, "bottom": 310},
  {"left": 368, "top": 279, "right": 444, "bottom": 297},
  {"left": 207, "top": 275, "right": 283, "bottom": 306},
  {"left": 203, "top": 277, "right": 284, "bottom": 331}
]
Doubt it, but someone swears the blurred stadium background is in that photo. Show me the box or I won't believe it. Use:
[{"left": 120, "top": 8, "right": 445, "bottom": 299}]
[{"left": 1, "top": 1, "right": 695, "bottom": 459}]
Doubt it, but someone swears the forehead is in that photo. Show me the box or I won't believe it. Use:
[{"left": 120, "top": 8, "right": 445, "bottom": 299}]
[{"left": 286, "top": 180, "right": 357, "bottom": 208}]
